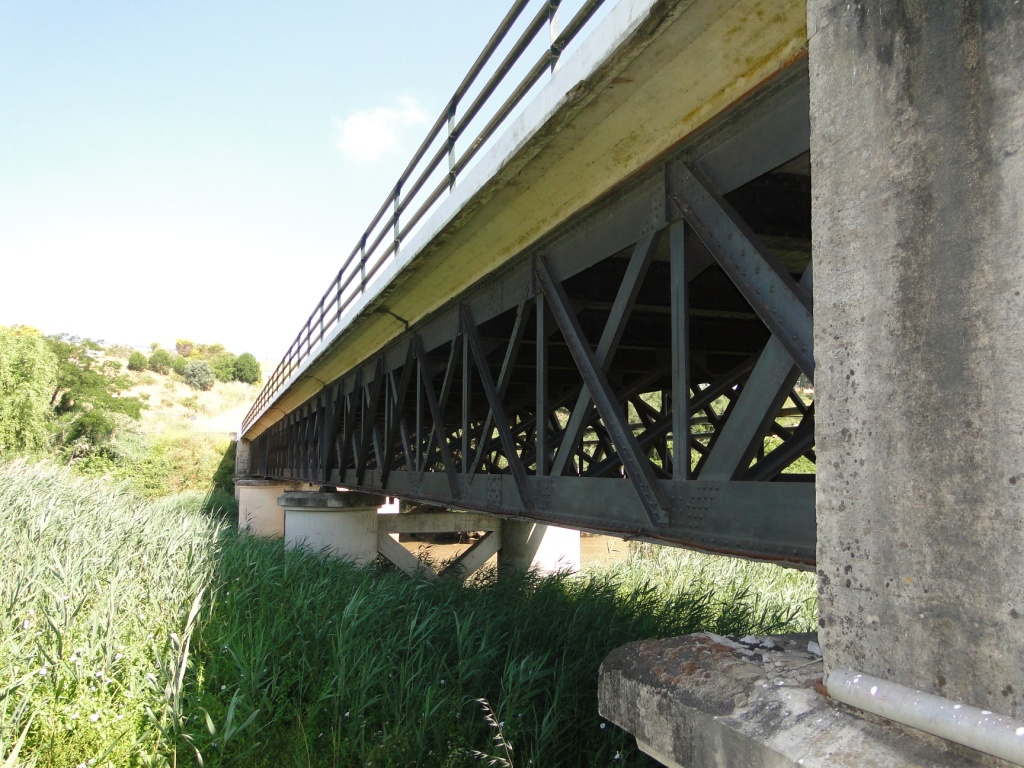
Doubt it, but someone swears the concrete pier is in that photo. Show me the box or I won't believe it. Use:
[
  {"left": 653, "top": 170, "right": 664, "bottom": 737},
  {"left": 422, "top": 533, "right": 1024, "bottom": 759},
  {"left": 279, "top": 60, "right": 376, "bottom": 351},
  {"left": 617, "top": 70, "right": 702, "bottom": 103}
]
[
  {"left": 498, "top": 520, "right": 581, "bottom": 576},
  {"left": 279, "top": 491, "right": 384, "bottom": 564},
  {"left": 235, "top": 479, "right": 315, "bottom": 538},
  {"left": 811, "top": 0, "right": 1024, "bottom": 719}
]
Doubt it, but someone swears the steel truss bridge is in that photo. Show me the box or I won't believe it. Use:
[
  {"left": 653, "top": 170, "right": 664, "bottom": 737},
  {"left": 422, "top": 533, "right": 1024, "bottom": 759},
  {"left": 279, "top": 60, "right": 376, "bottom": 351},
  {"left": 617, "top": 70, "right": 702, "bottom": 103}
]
[{"left": 240, "top": 0, "right": 816, "bottom": 567}]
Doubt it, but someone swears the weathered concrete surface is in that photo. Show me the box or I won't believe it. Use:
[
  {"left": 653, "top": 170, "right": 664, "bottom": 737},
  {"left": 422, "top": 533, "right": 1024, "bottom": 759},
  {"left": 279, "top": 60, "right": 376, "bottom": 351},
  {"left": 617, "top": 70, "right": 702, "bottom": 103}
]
[
  {"left": 498, "top": 520, "right": 581, "bottom": 575},
  {"left": 244, "top": 0, "right": 808, "bottom": 440},
  {"left": 810, "top": 1, "right": 1024, "bottom": 718},
  {"left": 599, "top": 633, "right": 1013, "bottom": 767},
  {"left": 279, "top": 491, "right": 385, "bottom": 563}
]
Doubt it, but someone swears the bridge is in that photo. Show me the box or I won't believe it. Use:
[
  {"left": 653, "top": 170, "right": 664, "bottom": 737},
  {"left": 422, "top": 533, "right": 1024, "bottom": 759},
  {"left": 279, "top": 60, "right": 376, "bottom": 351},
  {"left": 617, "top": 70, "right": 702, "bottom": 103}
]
[{"left": 235, "top": 1, "right": 1024, "bottom": 765}]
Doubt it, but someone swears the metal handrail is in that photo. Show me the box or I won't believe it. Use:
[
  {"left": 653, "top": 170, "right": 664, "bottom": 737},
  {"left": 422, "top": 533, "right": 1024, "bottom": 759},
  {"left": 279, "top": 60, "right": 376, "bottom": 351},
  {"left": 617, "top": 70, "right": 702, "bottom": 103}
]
[{"left": 242, "top": 0, "right": 607, "bottom": 435}]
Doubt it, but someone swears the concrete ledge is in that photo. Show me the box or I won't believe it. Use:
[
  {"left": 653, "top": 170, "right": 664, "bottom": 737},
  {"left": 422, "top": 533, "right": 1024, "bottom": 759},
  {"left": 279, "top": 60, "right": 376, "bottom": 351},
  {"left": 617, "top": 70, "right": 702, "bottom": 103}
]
[{"left": 598, "top": 633, "right": 1012, "bottom": 767}]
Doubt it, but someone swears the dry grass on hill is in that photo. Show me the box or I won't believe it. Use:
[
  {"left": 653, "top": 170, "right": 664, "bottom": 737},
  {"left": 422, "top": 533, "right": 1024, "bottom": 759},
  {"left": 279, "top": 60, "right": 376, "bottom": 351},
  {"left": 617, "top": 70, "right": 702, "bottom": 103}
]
[{"left": 103, "top": 350, "right": 264, "bottom": 437}]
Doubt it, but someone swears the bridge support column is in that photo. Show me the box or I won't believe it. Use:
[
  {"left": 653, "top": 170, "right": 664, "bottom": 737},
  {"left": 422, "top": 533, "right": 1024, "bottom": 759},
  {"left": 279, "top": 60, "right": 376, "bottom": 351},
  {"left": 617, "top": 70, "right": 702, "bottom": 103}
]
[
  {"left": 811, "top": 0, "right": 1024, "bottom": 752},
  {"left": 498, "top": 520, "right": 580, "bottom": 576},
  {"left": 279, "top": 491, "right": 384, "bottom": 564},
  {"left": 234, "top": 479, "right": 313, "bottom": 538}
]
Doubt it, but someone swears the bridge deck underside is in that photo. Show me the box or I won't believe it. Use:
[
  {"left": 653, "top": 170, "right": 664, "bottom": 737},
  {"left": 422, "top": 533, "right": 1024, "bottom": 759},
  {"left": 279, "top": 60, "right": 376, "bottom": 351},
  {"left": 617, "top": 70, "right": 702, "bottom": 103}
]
[{"left": 250, "top": 68, "right": 817, "bottom": 567}]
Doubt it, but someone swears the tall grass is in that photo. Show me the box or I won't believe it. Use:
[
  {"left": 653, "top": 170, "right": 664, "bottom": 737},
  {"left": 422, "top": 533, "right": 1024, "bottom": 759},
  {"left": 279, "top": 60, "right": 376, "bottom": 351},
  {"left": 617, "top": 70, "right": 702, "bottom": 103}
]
[{"left": 0, "top": 460, "right": 815, "bottom": 767}]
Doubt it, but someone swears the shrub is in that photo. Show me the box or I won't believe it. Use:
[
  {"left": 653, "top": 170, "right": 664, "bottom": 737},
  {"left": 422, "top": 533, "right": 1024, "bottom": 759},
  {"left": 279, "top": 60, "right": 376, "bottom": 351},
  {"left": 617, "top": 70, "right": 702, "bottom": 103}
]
[
  {"left": 183, "top": 360, "right": 215, "bottom": 391},
  {"left": 127, "top": 351, "right": 147, "bottom": 371},
  {"left": 175, "top": 338, "right": 195, "bottom": 357},
  {"left": 172, "top": 355, "right": 188, "bottom": 376},
  {"left": 211, "top": 353, "right": 237, "bottom": 383},
  {"left": 233, "top": 352, "right": 261, "bottom": 384},
  {"left": 148, "top": 348, "right": 174, "bottom": 374},
  {"left": 0, "top": 325, "right": 56, "bottom": 458}
]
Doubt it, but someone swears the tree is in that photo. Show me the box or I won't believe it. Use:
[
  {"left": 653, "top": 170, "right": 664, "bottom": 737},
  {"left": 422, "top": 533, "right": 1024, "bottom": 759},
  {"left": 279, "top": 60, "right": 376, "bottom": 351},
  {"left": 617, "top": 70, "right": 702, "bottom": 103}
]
[
  {"left": 148, "top": 348, "right": 174, "bottom": 374},
  {"left": 0, "top": 325, "right": 57, "bottom": 458},
  {"left": 175, "top": 339, "right": 195, "bottom": 357},
  {"left": 233, "top": 353, "right": 261, "bottom": 384},
  {"left": 45, "top": 334, "right": 144, "bottom": 451},
  {"left": 127, "top": 351, "right": 147, "bottom": 371},
  {"left": 183, "top": 360, "right": 215, "bottom": 391}
]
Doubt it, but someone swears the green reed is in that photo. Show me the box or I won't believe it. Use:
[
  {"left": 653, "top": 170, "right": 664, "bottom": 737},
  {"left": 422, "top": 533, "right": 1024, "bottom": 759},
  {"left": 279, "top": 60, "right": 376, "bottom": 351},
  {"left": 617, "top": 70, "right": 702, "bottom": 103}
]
[{"left": 0, "top": 460, "right": 814, "bottom": 767}]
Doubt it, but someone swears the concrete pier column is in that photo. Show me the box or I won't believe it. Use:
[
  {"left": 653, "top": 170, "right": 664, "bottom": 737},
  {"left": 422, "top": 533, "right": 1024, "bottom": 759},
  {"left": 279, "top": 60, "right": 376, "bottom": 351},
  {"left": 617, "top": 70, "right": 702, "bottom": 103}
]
[
  {"left": 279, "top": 491, "right": 384, "bottom": 564},
  {"left": 498, "top": 520, "right": 581, "bottom": 576},
  {"left": 235, "top": 479, "right": 289, "bottom": 538},
  {"left": 810, "top": 1, "right": 1024, "bottom": 717}
]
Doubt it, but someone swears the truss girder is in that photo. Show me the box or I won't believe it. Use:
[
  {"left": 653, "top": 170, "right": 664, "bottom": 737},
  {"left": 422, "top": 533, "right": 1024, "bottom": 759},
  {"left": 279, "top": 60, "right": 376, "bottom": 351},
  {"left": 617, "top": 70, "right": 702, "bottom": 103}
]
[{"left": 249, "top": 68, "right": 816, "bottom": 566}]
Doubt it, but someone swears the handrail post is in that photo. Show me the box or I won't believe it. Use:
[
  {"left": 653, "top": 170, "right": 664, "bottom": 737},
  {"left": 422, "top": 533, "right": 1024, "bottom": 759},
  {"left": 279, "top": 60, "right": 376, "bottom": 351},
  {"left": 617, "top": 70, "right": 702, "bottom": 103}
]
[
  {"left": 548, "top": 0, "right": 561, "bottom": 73},
  {"left": 448, "top": 99, "right": 458, "bottom": 191},
  {"left": 393, "top": 186, "right": 402, "bottom": 254},
  {"left": 360, "top": 235, "right": 367, "bottom": 292}
]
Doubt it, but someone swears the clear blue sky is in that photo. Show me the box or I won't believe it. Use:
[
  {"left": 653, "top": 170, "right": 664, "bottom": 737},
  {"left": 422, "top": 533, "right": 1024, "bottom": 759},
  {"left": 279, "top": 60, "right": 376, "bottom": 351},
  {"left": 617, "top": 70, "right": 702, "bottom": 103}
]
[{"left": 0, "top": 1, "right": 511, "bottom": 360}]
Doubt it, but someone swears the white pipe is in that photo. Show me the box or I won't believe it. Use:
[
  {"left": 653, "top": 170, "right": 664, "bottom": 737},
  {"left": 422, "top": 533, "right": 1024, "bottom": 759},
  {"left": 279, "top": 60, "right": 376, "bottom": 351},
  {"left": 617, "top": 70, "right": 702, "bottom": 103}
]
[{"left": 827, "top": 668, "right": 1024, "bottom": 766}]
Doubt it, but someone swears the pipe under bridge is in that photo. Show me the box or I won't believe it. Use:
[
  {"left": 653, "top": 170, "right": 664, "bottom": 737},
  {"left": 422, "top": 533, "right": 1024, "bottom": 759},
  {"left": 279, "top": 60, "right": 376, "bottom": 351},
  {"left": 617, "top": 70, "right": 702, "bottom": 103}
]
[{"left": 238, "top": 0, "right": 1024, "bottom": 765}]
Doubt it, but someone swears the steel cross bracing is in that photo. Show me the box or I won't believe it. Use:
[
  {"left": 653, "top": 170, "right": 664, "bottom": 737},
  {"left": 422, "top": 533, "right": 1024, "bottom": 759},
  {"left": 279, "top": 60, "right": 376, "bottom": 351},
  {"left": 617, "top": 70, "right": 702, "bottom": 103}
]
[{"left": 250, "top": 68, "right": 816, "bottom": 566}]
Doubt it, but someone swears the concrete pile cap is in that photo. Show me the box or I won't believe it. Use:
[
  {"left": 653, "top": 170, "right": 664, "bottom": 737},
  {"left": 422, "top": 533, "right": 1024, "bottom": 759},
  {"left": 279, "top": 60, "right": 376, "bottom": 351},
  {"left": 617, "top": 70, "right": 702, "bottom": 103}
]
[{"left": 598, "top": 632, "right": 1014, "bottom": 767}]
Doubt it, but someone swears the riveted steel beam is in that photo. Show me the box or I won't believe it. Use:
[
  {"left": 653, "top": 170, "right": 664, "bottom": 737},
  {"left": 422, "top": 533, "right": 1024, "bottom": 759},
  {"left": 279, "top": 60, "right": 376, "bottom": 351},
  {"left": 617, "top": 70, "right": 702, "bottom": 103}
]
[
  {"left": 535, "top": 255, "right": 669, "bottom": 527},
  {"left": 669, "top": 163, "right": 813, "bottom": 379}
]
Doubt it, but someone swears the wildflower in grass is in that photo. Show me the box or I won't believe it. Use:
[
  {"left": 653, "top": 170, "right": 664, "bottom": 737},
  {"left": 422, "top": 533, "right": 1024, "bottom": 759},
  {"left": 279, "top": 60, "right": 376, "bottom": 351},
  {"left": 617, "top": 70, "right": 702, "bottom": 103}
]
[
  {"left": 89, "top": 712, "right": 100, "bottom": 722},
  {"left": 21, "top": 619, "right": 30, "bottom": 629}
]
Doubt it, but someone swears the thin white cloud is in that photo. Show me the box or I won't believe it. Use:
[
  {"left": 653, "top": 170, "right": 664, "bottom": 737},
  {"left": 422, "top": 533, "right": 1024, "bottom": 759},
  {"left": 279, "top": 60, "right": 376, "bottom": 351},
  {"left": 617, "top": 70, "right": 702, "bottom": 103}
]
[{"left": 336, "top": 96, "right": 429, "bottom": 163}]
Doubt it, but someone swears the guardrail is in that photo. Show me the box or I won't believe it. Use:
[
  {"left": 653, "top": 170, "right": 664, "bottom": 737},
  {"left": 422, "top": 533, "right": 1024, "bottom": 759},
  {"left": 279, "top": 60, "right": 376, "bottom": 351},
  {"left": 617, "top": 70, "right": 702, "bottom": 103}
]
[{"left": 242, "top": 0, "right": 607, "bottom": 435}]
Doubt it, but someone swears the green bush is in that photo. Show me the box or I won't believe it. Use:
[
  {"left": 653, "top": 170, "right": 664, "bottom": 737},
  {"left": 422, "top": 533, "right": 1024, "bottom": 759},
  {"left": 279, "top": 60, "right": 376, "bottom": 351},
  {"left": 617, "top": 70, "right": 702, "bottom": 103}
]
[
  {"left": 184, "top": 360, "right": 215, "bottom": 391},
  {"left": 148, "top": 348, "right": 174, "bottom": 374},
  {"left": 172, "top": 354, "right": 188, "bottom": 376},
  {"left": 211, "top": 353, "right": 237, "bottom": 383},
  {"left": 0, "top": 326, "right": 57, "bottom": 458},
  {"left": 127, "top": 350, "right": 147, "bottom": 371},
  {"left": 233, "top": 352, "right": 261, "bottom": 384}
]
